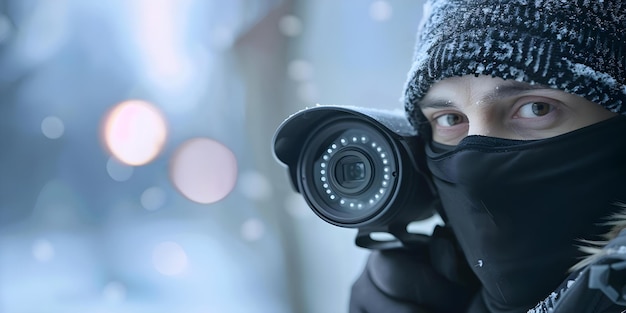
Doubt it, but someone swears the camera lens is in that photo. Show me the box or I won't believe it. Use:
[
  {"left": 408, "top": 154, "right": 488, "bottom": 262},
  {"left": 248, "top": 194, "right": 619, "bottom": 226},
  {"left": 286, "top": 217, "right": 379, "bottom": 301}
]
[
  {"left": 331, "top": 150, "right": 372, "bottom": 195},
  {"left": 341, "top": 159, "right": 365, "bottom": 182},
  {"left": 298, "top": 119, "right": 398, "bottom": 225}
]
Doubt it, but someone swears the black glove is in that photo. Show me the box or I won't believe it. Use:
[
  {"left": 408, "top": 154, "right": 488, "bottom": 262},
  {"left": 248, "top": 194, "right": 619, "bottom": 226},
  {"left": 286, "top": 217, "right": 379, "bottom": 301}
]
[{"left": 349, "top": 226, "right": 480, "bottom": 313}]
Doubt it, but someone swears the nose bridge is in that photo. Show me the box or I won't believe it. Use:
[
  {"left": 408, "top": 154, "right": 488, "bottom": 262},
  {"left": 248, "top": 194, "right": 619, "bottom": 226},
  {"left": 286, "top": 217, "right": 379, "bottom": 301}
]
[
  {"left": 466, "top": 110, "right": 496, "bottom": 137},
  {"left": 452, "top": 77, "right": 504, "bottom": 139},
  {"left": 464, "top": 84, "right": 495, "bottom": 137},
  {"left": 467, "top": 122, "right": 488, "bottom": 137}
]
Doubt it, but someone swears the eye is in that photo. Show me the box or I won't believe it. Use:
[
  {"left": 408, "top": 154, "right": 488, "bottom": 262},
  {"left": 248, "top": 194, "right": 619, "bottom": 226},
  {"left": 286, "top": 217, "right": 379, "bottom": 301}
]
[
  {"left": 434, "top": 113, "right": 465, "bottom": 127},
  {"left": 517, "top": 102, "right": 553, "bottom": 118}
]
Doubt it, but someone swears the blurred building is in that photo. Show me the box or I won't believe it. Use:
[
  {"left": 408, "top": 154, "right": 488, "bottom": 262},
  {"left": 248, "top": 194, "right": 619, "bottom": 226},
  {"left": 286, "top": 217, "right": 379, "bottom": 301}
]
[{"left": 0, "top": 1, "right": 424, "bottom": 312}]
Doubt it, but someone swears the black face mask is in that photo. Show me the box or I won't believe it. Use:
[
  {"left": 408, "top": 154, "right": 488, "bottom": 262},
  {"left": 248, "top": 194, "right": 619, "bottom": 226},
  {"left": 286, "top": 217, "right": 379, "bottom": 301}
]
[{"left": 425, "top": 115, "right": 626, "bottom": 312}]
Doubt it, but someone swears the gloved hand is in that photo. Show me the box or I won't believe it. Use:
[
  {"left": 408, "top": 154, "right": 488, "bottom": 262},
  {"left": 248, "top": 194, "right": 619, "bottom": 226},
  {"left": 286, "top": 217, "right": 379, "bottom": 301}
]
[{"left": 349, "top": 226, "right": 480, "bottom": 313}]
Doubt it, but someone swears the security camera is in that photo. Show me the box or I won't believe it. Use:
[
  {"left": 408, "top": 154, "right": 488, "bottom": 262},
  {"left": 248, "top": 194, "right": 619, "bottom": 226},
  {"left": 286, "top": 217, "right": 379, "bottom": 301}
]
[{"left": 273, "top": 105, "right": 439, "bottom": 249}]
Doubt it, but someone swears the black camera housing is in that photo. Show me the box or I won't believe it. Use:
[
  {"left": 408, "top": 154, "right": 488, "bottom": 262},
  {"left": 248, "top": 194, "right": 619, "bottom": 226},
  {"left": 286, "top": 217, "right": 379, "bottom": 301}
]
[{"left": 273, "top": 105, "right": 439, "bottom": 249}]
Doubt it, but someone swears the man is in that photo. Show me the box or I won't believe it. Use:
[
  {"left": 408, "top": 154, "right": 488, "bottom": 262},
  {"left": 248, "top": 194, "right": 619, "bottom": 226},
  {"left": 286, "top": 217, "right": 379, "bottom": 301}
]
[{"left": 350, "top": 0, "right": 626, "bottom": 312}]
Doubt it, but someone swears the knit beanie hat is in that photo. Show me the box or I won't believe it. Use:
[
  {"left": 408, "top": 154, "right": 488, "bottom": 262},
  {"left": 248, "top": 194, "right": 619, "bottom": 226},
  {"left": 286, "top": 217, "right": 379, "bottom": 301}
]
[{"left": 403, "top": 0, "right": 626, "bottom": 128}]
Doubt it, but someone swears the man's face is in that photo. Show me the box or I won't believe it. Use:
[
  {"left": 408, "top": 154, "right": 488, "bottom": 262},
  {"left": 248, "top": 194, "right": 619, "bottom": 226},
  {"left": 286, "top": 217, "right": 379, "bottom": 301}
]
[{"left": 419, "top": 75, "right": 618, "bottom": 145}]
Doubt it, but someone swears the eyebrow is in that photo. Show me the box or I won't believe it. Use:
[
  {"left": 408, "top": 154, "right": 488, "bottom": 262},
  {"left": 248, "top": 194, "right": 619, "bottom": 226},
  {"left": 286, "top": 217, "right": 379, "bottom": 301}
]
[{"left": 419, "top": 81, "right": 549, "bottom": 109}]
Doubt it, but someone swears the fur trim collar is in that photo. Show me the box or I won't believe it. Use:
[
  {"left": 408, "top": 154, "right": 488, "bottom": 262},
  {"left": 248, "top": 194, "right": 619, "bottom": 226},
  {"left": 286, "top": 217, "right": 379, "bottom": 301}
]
[{"left": 573, "top": 204, "right": 626, "bottom": 271}]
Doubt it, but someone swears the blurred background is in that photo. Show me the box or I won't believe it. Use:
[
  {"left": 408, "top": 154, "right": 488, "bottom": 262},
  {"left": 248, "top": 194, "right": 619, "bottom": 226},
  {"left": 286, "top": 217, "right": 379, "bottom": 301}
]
[{"left": 0, "top": 1, "right": 425, "bottom": 312}]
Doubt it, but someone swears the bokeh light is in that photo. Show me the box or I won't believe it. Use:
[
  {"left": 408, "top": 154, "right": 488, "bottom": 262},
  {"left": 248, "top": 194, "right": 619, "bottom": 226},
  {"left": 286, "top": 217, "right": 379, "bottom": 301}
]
[
  {"left": 41, "top": 116, "right": 65, "bottom": 139},
  {"left": 169, "top": 138, "right": 238, "bottom": 204},
  {"left": 287, "top": 59, "right": 314, "bottom": 82},
  {"left": 32, "top": 239, "right": 55, "bottom": 262},
  {"left": 152, "top": 241, "right": 188, "bottom": 276},
  {"left": 241, "top": 218, "right": 265, "bottom": 242},
  {"left": 369, "top": 1, "right": 393, "bottom": 21},
  {"left": 106, "top": 157, "right": 134, "bottom": 182},
  {"left": 279, "top": 15, "right": 303, "bottom": 37},
  {"left": 141, "top": 186, "right": 167, "bottom": 211},
  {"left": 102, "top": 281, "right": 126, "bottom": 304},
  {"left": 102, "top": 100, "right": 167, "bottom": 166}
]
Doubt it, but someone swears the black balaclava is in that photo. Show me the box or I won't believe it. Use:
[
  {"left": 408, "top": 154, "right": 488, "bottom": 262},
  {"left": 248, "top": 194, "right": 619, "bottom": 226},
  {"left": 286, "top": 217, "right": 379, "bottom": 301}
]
[
  {"left": 401, "top": 0, "right": 626, "bottom": 312},
  {"left": 426, "top": 116, "right": 626, "bottom": 311}
]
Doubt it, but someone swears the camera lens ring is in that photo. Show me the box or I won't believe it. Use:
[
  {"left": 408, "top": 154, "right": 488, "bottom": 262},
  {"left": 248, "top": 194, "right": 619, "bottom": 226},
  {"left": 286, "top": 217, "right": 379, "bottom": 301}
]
[{"left": 298, "top": 118, "right": 399, "bottom": 226}]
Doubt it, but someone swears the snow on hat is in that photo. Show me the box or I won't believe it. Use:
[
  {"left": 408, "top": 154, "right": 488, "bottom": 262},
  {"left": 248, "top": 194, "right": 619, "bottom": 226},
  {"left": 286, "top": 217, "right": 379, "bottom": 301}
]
[{"left": 403, "top": 0, "right": 626, "bottom": 128}]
